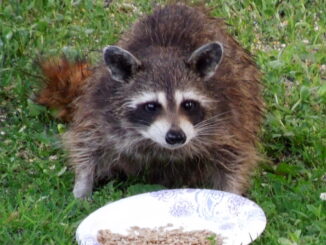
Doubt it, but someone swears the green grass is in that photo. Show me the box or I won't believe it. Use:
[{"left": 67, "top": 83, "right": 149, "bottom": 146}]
[{"left": 1, "top": 0, "right": 325, "bottom": 244}]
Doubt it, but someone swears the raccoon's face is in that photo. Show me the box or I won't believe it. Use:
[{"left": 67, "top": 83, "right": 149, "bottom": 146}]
[
  {"left": 103, "top": 42, "right": 223, "bottom": 150},
  {"left": 124, "top": 89, "right": 212, "bottom": 149}
]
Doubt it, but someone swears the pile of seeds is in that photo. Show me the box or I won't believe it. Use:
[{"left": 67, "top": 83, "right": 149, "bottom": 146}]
[{"left": 97, "top": 225, "right": 223, "bottom": 245}]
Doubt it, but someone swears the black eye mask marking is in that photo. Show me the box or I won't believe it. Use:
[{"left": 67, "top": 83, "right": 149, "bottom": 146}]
[
  {"left": 181, "top": 100, "right": 205, "bottom": 125},
  {"left": 126, "top": 101, "right": 162, "bottom": 126}
]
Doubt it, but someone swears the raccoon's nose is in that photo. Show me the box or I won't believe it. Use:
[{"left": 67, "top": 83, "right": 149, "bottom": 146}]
[{"left": 165, "top": 130, "right": 187, "bottom": 145}]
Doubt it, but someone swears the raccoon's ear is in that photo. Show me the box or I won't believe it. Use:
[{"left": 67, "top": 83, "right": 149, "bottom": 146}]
[
  {"left": 187, "top": 42, "right": 223, "bottom": 80},
  {"left": 103, "top": 45, "right": 141, "bottom": 82}
]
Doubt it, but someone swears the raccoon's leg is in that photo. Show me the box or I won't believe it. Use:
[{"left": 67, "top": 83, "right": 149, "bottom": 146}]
[
  {"left": 211, "top": 160, "right": 255, "bottom": 195},
  {"left": 73, "top": 165, "right": 95, "bottom": 199},
  {"left": 64, "top": 127, "right": 103, "bottom": 199},
  {"left": 218, "top": 171, "right": 248, "bottom": 195}
]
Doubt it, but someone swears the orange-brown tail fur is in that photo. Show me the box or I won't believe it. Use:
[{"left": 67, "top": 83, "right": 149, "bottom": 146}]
[{"left": 35, "top": 56, "right": 93, "bottom": 122}]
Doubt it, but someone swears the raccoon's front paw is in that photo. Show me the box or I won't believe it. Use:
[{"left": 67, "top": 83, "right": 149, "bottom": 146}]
[{"left": 73, "top": 182, "right": 93, "bottom": 199}]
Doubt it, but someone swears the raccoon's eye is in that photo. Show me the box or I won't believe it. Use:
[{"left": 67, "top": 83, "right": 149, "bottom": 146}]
[
  {"left": 181, "top": 100, "right": 198, "bottom": 112},
  {"left": 143, "top": 102, "right": 161, "bottom": 113}
]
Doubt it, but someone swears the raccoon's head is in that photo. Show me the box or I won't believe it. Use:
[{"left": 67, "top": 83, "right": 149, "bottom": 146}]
[{"left": 103, "top": 42, "right": 224, "bottom": 150}]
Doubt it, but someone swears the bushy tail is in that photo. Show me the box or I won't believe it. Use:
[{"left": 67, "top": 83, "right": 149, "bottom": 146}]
[{"left": 35, "top": 56, "right": 93, "bottom": 122}]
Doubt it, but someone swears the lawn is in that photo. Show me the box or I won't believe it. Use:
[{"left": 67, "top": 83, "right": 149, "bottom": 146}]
[{"left": 0, "top": 0, "right": 325, "bottom": 244}]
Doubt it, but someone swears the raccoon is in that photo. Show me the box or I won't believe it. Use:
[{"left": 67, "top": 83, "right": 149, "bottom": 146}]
[{"left": 37, "top": 4, "right": 264, "bottom": 198}]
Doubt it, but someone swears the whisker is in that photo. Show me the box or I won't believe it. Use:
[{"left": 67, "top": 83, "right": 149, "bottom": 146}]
[{"left": 195, "top": 111, "right": 231, "bottom": 126}]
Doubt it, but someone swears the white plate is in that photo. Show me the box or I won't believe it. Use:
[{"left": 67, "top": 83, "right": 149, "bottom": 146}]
[{"left": 76, "top": 189, "right": 266, "bottom": 245}]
